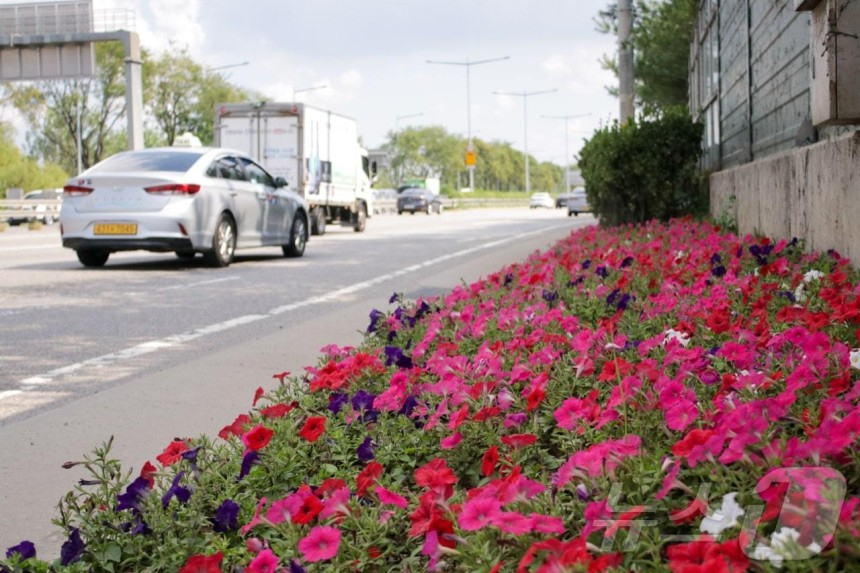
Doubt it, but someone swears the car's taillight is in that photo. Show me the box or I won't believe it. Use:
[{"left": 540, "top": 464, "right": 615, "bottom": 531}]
[
  {"left": 63, "top": 185, "right": 93, "bottom": 196},
  {"left": 144, "top": 183, "right": 201, "bottom": 195}
]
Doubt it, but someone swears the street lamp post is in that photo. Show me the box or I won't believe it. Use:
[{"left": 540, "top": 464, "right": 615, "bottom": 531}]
[
  {"left": 493, "top": 89, "right": 557, "bottom": 194},
  {"left": 205, "top": 61, "right": 249, "bottom": 73},
  {"left": 395, "top": 112, "right": 423, "bottom": 131},
  {"left": 542, "top": 113, "right": 591, "bottom": 193},
  {"left": 427, "top": 56, "right": 509, "bottom": 192},
  {"left": 293, "top": 84, "right": 327, "bottom": 102}
]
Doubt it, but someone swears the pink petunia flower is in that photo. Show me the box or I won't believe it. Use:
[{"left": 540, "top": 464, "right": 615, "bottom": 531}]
[
  {"left": 375, "top": 485, "right": 409, "bottom": 509},
  {"left": 298, "top": 526, "right": 341, "bottom": 562},
  {"left": 459, "top": 496, "right": 502, "bottom": 531},
  {"left": 247, "top": 548, "right": 278, "bottom": 573}
]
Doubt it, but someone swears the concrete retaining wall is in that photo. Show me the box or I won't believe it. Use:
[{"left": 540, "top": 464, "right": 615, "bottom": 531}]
[{"left": 711, "top": 130, "right": 860, "bottom": 260}]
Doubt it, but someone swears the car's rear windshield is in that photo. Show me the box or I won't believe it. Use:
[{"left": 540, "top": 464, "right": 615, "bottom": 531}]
[
  {"left": 88, "top": 151, "right": 204, "bottom": 174},
  {"left": 402, "top": 188, "right": 428, "bottom": 196}
]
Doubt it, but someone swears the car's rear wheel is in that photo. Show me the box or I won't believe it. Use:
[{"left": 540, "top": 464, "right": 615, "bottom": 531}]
[
  {"left": 77, "top": 249, "right": 109, "bottom": 267},
  {"left": 204, "top": 213, "right": 236, "bottom": 267},
  {"left": 283, "top": 214, "right": 307, "bottom": 257},
  {"left": 176, "top": 250, "right": 196, "bottom": 259},
  {"left": 436, "top": 203, "right": 444, "bottom": 214},
  {"left": 353, "top": 203, "right": 367, "bottom": 232}
]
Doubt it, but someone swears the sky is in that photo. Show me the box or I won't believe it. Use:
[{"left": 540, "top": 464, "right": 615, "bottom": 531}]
[{"left": 4, "top": 0, "right": 622, "bottom": 167}]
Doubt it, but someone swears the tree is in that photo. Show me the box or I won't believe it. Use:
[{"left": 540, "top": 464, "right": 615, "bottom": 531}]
[
  {"left": 3, "top": 41, "right": 132, "bottom": 174},
  {"left": 0, "top": 126, "right": 68, "bottom": 198},
  {"left": 596, "top": 0, "right": 698, "bottom": 112},
  {"left": 144, "top": 48, "right": 258, "bottom": 146}
]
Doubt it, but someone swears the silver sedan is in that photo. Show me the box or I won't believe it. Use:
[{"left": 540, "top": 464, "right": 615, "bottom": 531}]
[{"left": 60, "top": 147, "right": 309, "bottom": 267}]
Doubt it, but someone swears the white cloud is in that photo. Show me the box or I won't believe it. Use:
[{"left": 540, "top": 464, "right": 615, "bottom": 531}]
[{"left": 542, "top": 55, "right": 572, "bottom": 77}]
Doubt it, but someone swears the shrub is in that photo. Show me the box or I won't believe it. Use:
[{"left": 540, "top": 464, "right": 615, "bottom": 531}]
[{"left": 578, "top": 110, "right": 706, "bottom": 226}]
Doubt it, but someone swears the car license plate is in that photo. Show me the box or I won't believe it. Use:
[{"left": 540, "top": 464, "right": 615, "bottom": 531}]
[{"left": 94, "top": 223, "right": 137, "bottom": 235}]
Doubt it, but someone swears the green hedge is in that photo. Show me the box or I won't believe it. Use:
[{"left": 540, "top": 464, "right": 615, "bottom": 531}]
[{"left": 578, "top": 110, "right": 706, "bottom": 226}]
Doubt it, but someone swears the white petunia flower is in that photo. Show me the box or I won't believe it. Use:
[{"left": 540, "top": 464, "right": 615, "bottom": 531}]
[
  {"left": 699, "top": 492, "right": 745, "bottom": 535},
  {"left": 850, "top": 349, "right": 860, "bottom": 370},
  {"left": 663, "top": 329, "right": 691, "bottom": 348},
  {"left": 803, "top": 270, "right": 824, "bottom": 283}
]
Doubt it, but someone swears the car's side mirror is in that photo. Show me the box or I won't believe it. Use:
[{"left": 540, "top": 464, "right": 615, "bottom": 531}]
[{"left": 274, "top": 176, "right": 288, "bottom": 188}]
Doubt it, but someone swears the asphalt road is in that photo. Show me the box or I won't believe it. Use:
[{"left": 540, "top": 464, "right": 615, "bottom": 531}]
[{"left": 0, "top": 207, "right": 595, "bottom": 556}]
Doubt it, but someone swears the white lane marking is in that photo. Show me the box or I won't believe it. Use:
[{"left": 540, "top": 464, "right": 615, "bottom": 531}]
[
  {"left": 4, "top": 224, "right": 572, "bottom": 399},
  {"left": 0, "top": 244, "right": 60, "bottom": 253},
  {"left": 161, "top": 277, "right": 240, "bottom": 291}
]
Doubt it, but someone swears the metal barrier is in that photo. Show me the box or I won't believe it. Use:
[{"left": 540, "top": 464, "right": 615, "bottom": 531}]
[
  {"left": 372, "top": 196, "right": 528, "bottom": 215},
  {"left": 0, "top": 199, "right": 62, "bottom": 223}
]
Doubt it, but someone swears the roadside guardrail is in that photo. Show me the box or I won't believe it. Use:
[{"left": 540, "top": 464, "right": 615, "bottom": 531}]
[
  {"left": 0, "top": 198, "right": 62, "bottom": 222},
  {"left": 372, "top": 196, "right": 529, "bottom": 215}
]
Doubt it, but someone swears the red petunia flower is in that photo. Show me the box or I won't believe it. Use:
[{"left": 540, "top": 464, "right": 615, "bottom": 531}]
[
  {"left": 218, "top": 413, "right": 252, "bottom": 440},
  {"left": 140, "top": 460, "right": 157, "bottom": 488},
  {"left": 357, "top": 461, "right": 383, "bottom": 497},
  {"left": 179, "top": 552, "right": 223, "bottom": 573},
  {"left": 259, "top": 402, "right": 297, "bottom": 419},
  {"left": 156, "top": 438, "right": 190, "bottom": 466},
  {"left": 291, "top": 494, "right": 324, "bottom": 525},
  {"left": 501, "top": 434, "right": 537, "bottom": 448},
  {"left": 252, "top": 386, "right": 265, "bottom": 406},
  {"left": 481, "top": 445, "right": 499, "bottom": 477},
  {"left": 299, "top": 416, "right": 327, "bottom": 442},
  {"left": 242, "top": 425, "right": 275, "bottom": 452}
]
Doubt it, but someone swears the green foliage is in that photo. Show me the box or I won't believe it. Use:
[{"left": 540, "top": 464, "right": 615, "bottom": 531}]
[
  {"left": 0, "top": 128, "right": 68, "bottom": 197},
  {"left": 381, "top": 126, "right": 563, "bottom": 193},
  {"left": 596, "top": 0, "right": 698, "bottom": 112},
  {"left": 577, "top": 109, "right": 705, "bottom": 226}
]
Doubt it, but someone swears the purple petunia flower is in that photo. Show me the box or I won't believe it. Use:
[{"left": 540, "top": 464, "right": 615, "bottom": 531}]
[
  {"left": 399, "top": 395, "right": 418, "bottom": 417},
  {"left": 581, "top": 259, "right": 592, "bottom": 269},
  {"left": 367, "top": 309, "right": 385, "bottom": 334},
  {"left": 116, "top": 476, "right": 150, "bottom": 512},
  {"left": 162, "top": 471, "right": 191, "bottom": 508},
  {"left": 389, "top": 292, "right": 401, "bottom": 304},
  {"left": 328, "top": 393, "right": 349, "bottom": 415},
  {"left": 5, "top": 540, "right": 35, "bottom": 560},
  {"left": 595, "top": 265, "right": 608, "bottom": 278},
  {"left": 384, "top": 345, "right": 407, "bottom": 368},
  {"left": 212, "top": 499, "right": 240, "bottom": 532},
  {"left": 616, "top": 293, "right": 633, "bottom": 310},
  {"left": 711, "top": 265, "right": 727, "bottom": 277},
  {"left": 60, "top": 528, "right": 85, "bottom": 566},
  {"left": 352, "top": 390, "right": 376, "bottom": 411},
  {"left": 290, "top": 559, "right": 308, "bottom": 573},
  {"left": 542, "top": 290, "right": 558, "bottom": 304},
  {"left": 238, "top": 451, "right": 261, "bottom": 480},
  {"left": 621, "top": 256, "right": 634, "bottom": 268},
  {"left": 357, "top": 437, "right": 376, "bottom": 462},
  {"left": 605, "top": 288, "right": 620, "bottom": 306}
]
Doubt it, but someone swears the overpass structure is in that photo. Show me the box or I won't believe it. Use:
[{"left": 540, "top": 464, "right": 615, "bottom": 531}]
[{"left": 0, "top": 1, "right": 143, "bottom": 150}]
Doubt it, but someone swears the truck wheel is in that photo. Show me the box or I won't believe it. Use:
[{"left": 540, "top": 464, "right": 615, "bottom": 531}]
[
  {"left": 76, "top": 249, "right": 109, "bottom": 267},
  {"left": 353, "top": 203, "right": 367, "bottom": 232},
  {"left": 311, "top": 207, "right": 326, "bottom": 236},
  {"left": 204, "top": 213, "right": 236, "bottom": 267},
  {"left": 283, "top": 213, "right": 308, "bottom": 257}
]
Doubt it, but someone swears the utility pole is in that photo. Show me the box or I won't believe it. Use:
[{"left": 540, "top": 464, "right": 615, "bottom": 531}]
[
  {"left": 543, "top": 113, "right": 591, "bottom": 193},
  {"left": 618, "top": 0, "right": 635, "bottom": 123},
  {"left": 427, "top": 56, "right": 509, "bottom": 192},
  {"left": 494, "top": 89, "right": 557, "bottom": 194}
]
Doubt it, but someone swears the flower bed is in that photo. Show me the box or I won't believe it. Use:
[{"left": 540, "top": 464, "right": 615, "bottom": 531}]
[{"left": 4, "top": 218, "right": 860, "bottom": 572}]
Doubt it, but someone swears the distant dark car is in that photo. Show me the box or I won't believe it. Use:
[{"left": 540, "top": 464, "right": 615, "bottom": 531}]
[
  {"left": 555, "top": 191, "right": 574, "bottom": 208},
  {"left": 397, "top": 188, "right": 443, "bottom": 215}
]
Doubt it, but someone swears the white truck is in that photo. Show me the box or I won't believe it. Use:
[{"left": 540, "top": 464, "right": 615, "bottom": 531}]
[{"left": 215, "top": 102, "right": 374, "bottom": 234}]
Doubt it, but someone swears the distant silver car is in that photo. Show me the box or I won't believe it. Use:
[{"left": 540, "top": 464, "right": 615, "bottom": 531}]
[
  {"left": 60, "top": 147, "right": 309, "bottom": 267},
  {"left": 567, "top": 187, "right": 591, "bottom": 217},
  {"left": 529, "top": 192, "right": 554, "bottom": 209},
  {"left": 7, "top": 189, "right": 62, "bottom": 225}
]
